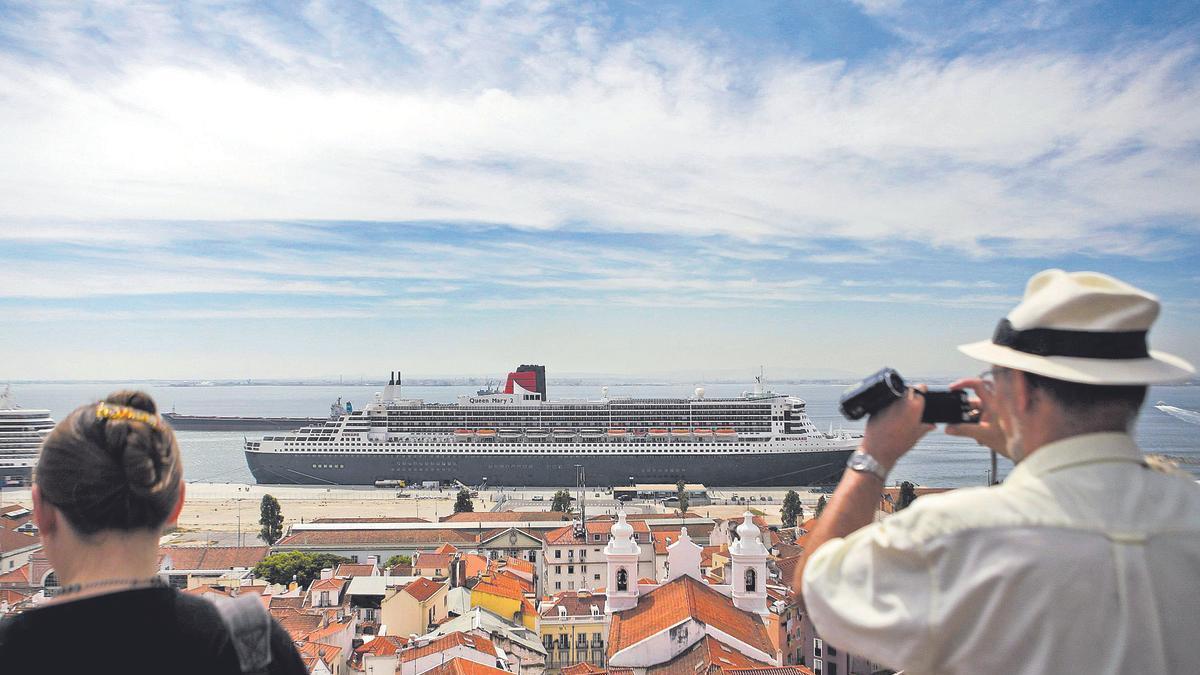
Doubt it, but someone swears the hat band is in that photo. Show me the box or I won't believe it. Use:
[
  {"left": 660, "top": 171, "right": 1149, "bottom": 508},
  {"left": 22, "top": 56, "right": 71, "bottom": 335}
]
[{"left": 992, "top": 319, "right": 1149, "bottom": 359}]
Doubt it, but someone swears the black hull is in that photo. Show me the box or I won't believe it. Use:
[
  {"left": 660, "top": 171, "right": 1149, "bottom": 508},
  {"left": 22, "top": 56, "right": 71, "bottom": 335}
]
[
  {"left": 244, "top": 447, "right": 853, "bottom": 488},
  {"left": 164, "top": 413, "right": 327, "bottom": 431}
]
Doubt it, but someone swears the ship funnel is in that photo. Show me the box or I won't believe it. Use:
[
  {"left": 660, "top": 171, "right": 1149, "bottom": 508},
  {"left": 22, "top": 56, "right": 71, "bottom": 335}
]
[{"left": 389, "top": 371, "right": 395, "bottom": 385}]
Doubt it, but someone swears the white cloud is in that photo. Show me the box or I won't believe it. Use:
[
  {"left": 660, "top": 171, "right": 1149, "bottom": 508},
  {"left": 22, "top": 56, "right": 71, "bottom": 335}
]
[{"left": 0, "top": 6, "right": 1196, "bottom": 258}]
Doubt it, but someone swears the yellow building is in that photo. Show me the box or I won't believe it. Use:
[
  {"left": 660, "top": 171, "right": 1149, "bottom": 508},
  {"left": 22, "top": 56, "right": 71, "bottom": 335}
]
[
  {"left": 537, "top": 590, "right": 609, "bottom": 672},
  {"left": 380, "top": 577, "right": 448, "bottom": 637},
  {"left": 470, "top": 571, "right": 537, "bottom": 632}
]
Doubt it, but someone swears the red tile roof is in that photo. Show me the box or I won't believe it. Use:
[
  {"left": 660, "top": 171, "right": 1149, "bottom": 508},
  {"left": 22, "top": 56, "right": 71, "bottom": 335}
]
[
  {"left": 334, "top": 563, "right": 378, "bottom": 578},
  {"left": 0, "top": 528, "right": 40, "bottom": 552},
  {"left": 355, "top": 635, "right": 409, "bottom": 658},
  {"left": 297, "top": 641, "right": 343, "bottom": 670},
  {"left": 270, "top": 595, "right": 305, "bottom": 610},
  {"left": 158, "top": 546, "right": 269, "bottom": 570},
  {"left": 415, "top": 552, "right": 454, "bottom": 570},
  {"left": 312, "top": 516, "right": 429, "bottom": 523},
  {"left": 0, "top": 563, "right": 32, "bottom": 586},
  {"left": 607, "top": 576, "right": 774, "bottom": 659},
  {"left": 277, "top": 529, "right": 477, "bottom": 546},
  {"left": 502, "top": 556, "right": 534, "bottom": 574},
  {"left": 399, "top": 632, "right": 498, "bottom": 663},
  {"left": 539, "top": 590, "right": 607, "bottom": 618},
  {"left": 424, "top": 657, "right": 510, "bottom": 675},
  {"left": 647, "top": 636, "right": 770, "bottom": 675},
  {"left": 722, "top": 667, "right": 815, "bottom": 675},
  {"left": 309, "top": 577, "right": 345, "bottom": 592},
  {"left": 436, "top": 542, "right": 459, "bottom": 552},
  {"left": 184, "top": 584, "right": 234, "bottom": 597},
  {"left": 271, "top": 608, "right": 325, "bottom": 641},
  {"left": 305, "top": 618, "right": 353, "bottom": 644},
  {"left": 402, "top": 576, "right": 445, "bottom": 602}
]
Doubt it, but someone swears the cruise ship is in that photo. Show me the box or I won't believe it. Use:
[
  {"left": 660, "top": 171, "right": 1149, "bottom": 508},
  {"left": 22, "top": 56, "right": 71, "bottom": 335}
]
[
  {"left": 0, "top": 386, "right": 55, "bottom": 486},
  {"left": 244, "top": 366, "right": 860, "bottom": 487}
]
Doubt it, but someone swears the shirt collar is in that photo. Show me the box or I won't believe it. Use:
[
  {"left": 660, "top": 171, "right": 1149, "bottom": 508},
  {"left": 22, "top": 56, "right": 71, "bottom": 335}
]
[{"left": 1007, "top": 432, "right": 1142, "bottom": 483}]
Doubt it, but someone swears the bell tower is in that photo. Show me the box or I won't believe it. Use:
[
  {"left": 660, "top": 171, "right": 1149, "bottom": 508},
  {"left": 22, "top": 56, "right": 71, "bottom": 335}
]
[
  {"left": 605, "top": 511, "right": 641, "bottom": 613},
  {"left": 729, "top": 512, "right": 769, "bottom": 615}
]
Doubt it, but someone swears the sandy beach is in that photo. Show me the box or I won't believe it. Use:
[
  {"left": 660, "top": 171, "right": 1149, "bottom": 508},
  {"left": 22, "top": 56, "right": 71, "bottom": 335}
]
[{"left": 1, "top": 483, "right": 829, "bottom": 546}]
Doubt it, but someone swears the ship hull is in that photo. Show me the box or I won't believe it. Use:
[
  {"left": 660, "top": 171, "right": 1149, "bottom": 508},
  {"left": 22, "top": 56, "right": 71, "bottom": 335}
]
[
  {"left": 244, "top": 445, "right": 854, "bottom": 487},
  {"left": 163, "top": 414, "right": 328, "bottom": 431}
]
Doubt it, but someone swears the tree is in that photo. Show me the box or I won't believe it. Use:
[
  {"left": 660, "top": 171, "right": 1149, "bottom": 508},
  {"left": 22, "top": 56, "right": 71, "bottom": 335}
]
[
  {"left": 454, "top": 488, "right": 474, "bottom": 513},
  {"left": 898, "top": 481, "right": 919, "bottom": 511},
  {"left": 253, "top": 551, "right": 350, "bottom": 587},
  {"left": 384, "top": 554, "right": 412, "bottom": 568},
  {"left": 675, "top": 480, "right": 689, "bottom": 514},
  {"left": 781, "top": 490, "right": 803, "bottom": 528},
  {"left": 550, "top": 489, "right": 572, "bottom": 513},
  {"left": 258, "top": 494, "right": 284, "bottom": 545},
  {"left": 815, "top": 495, "right": 827, "bottom": 519}
]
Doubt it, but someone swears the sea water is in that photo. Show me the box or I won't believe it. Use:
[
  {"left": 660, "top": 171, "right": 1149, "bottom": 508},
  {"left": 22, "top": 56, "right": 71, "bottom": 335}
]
[{"left": 9, "top": 382, "right": 1200, "bottom": 487}]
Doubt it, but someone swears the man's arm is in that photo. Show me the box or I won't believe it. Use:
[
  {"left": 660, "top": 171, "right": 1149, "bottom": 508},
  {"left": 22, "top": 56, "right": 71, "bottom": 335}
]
[{"left": 793, "top": 386, "right": 932, "bottom": 590}]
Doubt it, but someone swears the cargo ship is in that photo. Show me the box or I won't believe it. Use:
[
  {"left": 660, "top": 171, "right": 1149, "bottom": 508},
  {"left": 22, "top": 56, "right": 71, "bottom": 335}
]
[
  {"left": 163, "top": 399, "right": 351, "bottom": 431},
  {"left": 243, "top": 366, "right": 860, "bottom": 487}
]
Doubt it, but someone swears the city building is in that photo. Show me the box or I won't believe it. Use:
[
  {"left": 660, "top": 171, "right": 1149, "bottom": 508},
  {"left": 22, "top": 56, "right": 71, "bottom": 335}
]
[
  {"left": 538, "top": 590, "right": 608, "bottom": 672},
  {"left": 380, "top": 577, "right": 449, "bottom": 637}
]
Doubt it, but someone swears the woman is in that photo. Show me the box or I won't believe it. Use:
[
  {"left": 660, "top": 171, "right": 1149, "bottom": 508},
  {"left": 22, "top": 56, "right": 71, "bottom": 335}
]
[{"left": 0, "top": 391, "right": 305, "bottom": 674}]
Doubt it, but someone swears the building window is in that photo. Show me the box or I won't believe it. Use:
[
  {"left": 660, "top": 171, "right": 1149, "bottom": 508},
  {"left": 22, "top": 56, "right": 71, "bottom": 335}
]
[
  {"left": 745, "top": 568, "right": 757, "bottom": 592},
  {"left": 555, "top": 550, "right": 561, "bottom": 559},
  {"left": 616, "top": 567, "right": 628, "bottom": 592},
  {"left": 594, "top": 574, "right": 601, "bottom": 581},
  {"left": 813, "top": 638, "right": 822, "bottom": 658},
  {"left": 556, "top": 566, "right": 561, "bottom": 574},
  {"left": 568, "top": 565, "right": 574, "bottom": 574},
  {"left": 555, "top": 581, "right": 561, "bottom": 590},
  {"left": 826, "top": 663, "right": 837, "bottom": 675},
  {"left": 813, "top": 658, "right": 822, "bottom": 675}
]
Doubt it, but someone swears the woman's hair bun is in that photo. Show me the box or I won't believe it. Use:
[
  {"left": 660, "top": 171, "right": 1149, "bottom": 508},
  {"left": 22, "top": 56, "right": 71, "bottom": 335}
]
[{"left": 104, "top": 390, "right": 158, "bottom": 415}]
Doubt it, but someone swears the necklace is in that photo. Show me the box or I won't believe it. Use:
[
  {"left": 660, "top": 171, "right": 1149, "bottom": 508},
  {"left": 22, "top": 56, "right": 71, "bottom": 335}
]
[{"left": 57, "top": 576, "right": 168, "bottom": 597}]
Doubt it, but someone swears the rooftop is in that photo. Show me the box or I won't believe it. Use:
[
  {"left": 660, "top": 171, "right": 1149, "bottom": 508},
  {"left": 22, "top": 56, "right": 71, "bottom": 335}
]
[
  {"left": 158, "top": 545, "right": 269, "bottom": 571},
  {"left": 424, "top": 657, "right": 511, "bottom": 675},
  {"left": 608, "top": 575, "right": 774, "bottom": 659},
  {"left": 400, "top": 631, "right": 498, "bottom": 663}
]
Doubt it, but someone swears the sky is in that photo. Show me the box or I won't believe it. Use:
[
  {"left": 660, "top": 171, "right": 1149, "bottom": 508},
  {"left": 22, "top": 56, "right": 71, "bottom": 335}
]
[{"left": 0, "top": 0, "right": 1198, "bottom": 381}]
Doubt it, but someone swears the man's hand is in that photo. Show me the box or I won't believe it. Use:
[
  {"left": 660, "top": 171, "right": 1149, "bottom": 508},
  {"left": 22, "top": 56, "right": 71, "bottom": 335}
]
[
  {"left": 945, "top": 377, "right": 1008, "bottom": 457},
  {"left": 860, "top": 385, "right": 934, "bottom": 471}
]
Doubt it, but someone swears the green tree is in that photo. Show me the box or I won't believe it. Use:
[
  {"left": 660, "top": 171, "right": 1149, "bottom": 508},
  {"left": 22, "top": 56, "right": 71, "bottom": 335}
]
[
  {"left": 384, "top": 554, "right": 412, "bottom": 568},
  {"left": 258, "top": 494, "right": 284, "bottom": 545},
  {"left": 454, "top": 488, "right": 474, "bottom": 513},
  {"left": 675, "top": 479, "right": 689, "bottom": 514},
  {"left": 253, "top": 551, "right": 349, "bottom": 587},
  {"left": 815, "top": 495, "right": 827, "bottom": 519},
  {"left": 550, "top": 489, "right": 572, "bottom": 512},
  {"left": 781, "top": 490, "right": 803, "bottom": 528},
  {"left": 898, "top": 481, "right": 918, "bottom": 511}
]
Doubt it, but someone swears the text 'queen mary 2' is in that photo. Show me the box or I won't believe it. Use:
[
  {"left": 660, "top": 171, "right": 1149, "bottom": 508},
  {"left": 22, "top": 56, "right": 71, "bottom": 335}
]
[{"left": 243, "top": 365, "right": 860, "bottom": 487}]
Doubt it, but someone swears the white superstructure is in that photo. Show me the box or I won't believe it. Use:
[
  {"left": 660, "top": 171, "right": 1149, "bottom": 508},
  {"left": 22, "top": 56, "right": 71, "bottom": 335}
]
[{"left": 0, "top": 386, "right": 54, "bottom": 485}]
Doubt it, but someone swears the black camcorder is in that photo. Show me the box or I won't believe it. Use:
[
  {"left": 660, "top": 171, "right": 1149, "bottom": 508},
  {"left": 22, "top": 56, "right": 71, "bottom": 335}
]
[{"left": 839, "top": 368, "right": 978, "bottom": 424}]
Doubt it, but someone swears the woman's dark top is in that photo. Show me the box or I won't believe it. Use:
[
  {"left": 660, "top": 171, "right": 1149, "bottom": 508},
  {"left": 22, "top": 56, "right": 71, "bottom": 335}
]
[{"left": 0, "top": 587, "right": 307, "bottom": 674}]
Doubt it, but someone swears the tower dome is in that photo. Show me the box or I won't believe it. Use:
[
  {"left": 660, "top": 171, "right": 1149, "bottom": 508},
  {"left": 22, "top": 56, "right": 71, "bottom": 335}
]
[{"left": 731, "top": 511, "right": 767, "bottom": 555}]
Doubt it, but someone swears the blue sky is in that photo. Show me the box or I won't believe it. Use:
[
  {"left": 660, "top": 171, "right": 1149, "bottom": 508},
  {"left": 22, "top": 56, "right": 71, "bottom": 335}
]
[{"left": 0, "top": 1, "right": 1197, "bottom": 381}]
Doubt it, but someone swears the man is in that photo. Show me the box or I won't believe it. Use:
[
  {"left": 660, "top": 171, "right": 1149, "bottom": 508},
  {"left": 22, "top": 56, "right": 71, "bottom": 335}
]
[{"left": 795, "top": 270, "right": 1199, "bottom": 674}]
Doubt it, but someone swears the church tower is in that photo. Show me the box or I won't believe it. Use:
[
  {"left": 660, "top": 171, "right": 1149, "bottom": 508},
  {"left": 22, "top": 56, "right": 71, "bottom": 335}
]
[
  {"left": 728, "top": 511, "right": 769, "bottom": 615},
  {"left": 605, "top": 511, "right": 641, "bottom": 613}
]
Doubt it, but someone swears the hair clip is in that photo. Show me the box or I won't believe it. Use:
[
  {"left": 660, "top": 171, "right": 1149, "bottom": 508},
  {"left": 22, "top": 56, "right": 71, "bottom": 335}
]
[{"left": 95, "top": 402, "right": 161, "bottom": 428}]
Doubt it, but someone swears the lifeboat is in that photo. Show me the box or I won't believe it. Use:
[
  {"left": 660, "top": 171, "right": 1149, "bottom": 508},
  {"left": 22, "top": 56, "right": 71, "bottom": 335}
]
[
  {"left": 475, "top": 429, "right": 497, "bottom": 438},
  {"left": 453, "top": 429, "right": 474, "bottom": 439},
  {"left": 670, "top": 428, "right": 692, "bottom": 437},
  {"left": 552, "top": 429, "right": 577, "bottom": 439},
  {"left": 714, "top": 428, "right": 737, "bottom": 439},
  {"left": 580, "top": 428, "right": 604, "bottom": 438},
  {"left": 648, "top": 428, "right": 669, "bottom": 437},
  {"left": 692, "top": 428, "right": 713, "bottom": 437},
  {"left": 606, "top": 429, "right": 627, "bottom": 438},
  {"left": 525, "top": 428, "right": 550, "bottom": 439},
  {"left": 498, "top": 428, "right": 522, "bottom": 438}
]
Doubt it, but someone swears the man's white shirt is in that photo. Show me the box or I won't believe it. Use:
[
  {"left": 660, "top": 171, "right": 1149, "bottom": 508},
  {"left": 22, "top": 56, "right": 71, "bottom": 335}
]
[{"left": 801, "top": 432, "right": 1200, "bottom": 674}]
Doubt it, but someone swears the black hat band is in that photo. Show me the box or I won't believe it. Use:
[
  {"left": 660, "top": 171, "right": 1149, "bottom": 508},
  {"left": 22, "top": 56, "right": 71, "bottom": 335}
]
[{"left": 992, "top": 318, "right": 1149, "bottom": 360}]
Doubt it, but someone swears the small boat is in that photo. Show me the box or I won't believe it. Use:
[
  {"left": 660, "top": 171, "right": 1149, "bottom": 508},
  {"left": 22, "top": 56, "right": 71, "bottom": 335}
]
[
  {"left": 553, "top": 429, "right": 577, "bottom": 439},
  {"left": 476, "top": 429, "right": 497, "bottom": 438},
  {"left": 580, "top": 428, "right": 604, "bottom": 438},
  {"left": 648, "top": 428, "right": 669, "bottom": 437},
  {"left": 632, "top": 430, "right": 648, "bottom": 438},
  {"left": 498, "top": 428, "right": 522, "bottom": 438},
  {"left": 670, "top": 428, "right": 692, "bottom": 437},
  {"left": 454, "top": 429, "right": 474, "bottom": 439},
  {"left": 525, "top": 428, "right": 550, "bottom": 439},
  {"left": 606, "top": 429, "right": 627, "bottom": 437},
  {"left": 692, "top": 428, "right": 713, "bottom": 437},
  {"left": 714, "top": 428, "right": 737, "bottom": 438}
]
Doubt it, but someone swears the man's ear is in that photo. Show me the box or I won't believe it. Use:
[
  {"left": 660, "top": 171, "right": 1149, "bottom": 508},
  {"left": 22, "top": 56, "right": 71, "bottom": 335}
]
[
  {"left": 1011, "top": 370, "right": 1034, "bottom": 414},
  {"left": 31, "top": 484, "right": 57, "bottom": 537}
]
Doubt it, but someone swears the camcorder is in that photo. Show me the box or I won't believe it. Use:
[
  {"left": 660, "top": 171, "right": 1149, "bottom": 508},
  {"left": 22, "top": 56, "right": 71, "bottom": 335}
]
[{"left": 839, "top": 367, "right": 979, "bottom": 424}]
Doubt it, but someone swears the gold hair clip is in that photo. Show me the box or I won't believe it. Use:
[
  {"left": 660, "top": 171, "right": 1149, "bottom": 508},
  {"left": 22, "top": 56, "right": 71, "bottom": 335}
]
[{"left": 95, "top": 402, "right": 161, "bottom": 427}]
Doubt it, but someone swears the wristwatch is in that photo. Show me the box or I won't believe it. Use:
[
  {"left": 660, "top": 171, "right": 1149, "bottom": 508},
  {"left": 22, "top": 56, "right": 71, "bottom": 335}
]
[{"left": 846, "top": 450, "right": 888, "bottom": 482}]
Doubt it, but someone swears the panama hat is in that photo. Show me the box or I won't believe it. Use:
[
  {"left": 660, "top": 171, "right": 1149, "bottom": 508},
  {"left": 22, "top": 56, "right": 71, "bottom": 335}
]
[{"left": 958, "top": 269, "right": 1194, "bottom": 385}]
